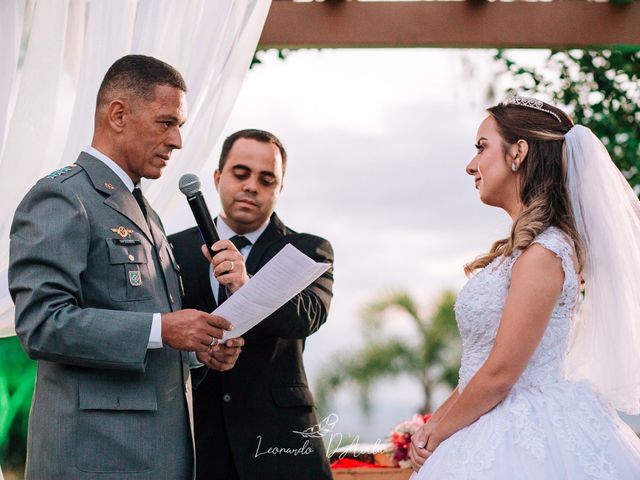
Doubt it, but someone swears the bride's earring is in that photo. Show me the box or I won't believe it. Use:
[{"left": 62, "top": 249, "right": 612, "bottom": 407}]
[{"left": 511, "top": 162, "right": 519, "bottom": 173}]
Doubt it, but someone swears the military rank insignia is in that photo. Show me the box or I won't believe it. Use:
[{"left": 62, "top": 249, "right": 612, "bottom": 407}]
[
  {"left": 128, "top": 270, "right": 142, "bottom": 287},
  {"left": 47, "top": 165, "right": 75, "bottom": 179}
]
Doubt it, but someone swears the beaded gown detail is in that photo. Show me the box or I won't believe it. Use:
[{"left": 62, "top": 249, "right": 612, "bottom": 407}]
[{"left": 413, "top": 227, "right": 640, "bottom": 479}]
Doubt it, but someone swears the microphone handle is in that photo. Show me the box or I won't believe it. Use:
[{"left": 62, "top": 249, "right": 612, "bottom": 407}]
[{"left": 186, "top": 191, "right": 220, "bottom": 253}]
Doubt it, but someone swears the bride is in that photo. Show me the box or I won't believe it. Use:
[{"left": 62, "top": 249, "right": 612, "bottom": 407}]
[{"left": 409, "top": 97, "right": 640, "bottom": 479}]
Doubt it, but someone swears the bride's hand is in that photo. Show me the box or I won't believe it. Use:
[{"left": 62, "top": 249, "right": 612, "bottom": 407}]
[
  {"left": 425, "top": 433, "right": 442, "bottom": 453},
  {"left": 409, "top": 422, "right": 437, "bottom": 472}
]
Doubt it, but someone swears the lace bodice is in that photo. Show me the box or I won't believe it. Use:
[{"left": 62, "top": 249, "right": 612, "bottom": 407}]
[
  {"left": 414, "top": 226, "right": 640, "bottom": 479},
  {"left": 455, "top": 227, "right": 580, "bottom": 391}
]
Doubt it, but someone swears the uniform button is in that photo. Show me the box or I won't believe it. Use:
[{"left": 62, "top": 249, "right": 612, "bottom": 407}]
[
  {"left": 222, "top": 394, "right": 231, "bottom": 403},
  {"left": 128, "top": 254, "right": 134, "bottom": 261}
]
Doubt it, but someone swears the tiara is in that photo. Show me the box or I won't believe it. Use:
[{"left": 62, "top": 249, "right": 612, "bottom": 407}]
[{"left": 502, "top": 96, "right": 561, "bottom": 123}]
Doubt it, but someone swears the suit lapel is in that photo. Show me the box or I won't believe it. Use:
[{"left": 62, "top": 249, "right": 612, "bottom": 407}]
[
  {"left": 75, "top": 153, "right": 153, "bottom": 243},
  {"left": 147, "top": 209, "right": 168, "bottom": 247},
  {"left": 245, "top": 213, "right": 286, "bottom": 275},
  {"left": 105, "top": 189, "right": 154, "bottom": 242},
  {"left": 182, "top": 227, "right": 217, "bottom": 310}
]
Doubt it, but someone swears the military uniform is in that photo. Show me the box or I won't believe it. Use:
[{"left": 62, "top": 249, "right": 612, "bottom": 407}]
[{"left": 9, "top": 152, "right": 192, "bottom": 479}]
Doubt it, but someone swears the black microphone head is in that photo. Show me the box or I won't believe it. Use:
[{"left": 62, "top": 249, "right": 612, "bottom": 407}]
[{"left": 179, "top": 173, "right": 201, "bottom": 196}]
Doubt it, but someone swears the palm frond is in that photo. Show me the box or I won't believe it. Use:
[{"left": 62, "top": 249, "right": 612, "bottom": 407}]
[
  {"left": 361, "top": 291, "right": 428, "bottom": 339},
  {"left": 316, "top": 289, "right": 462, "bottom": 415},
  {"left": 315, "top": 339, "right": 418, "bottom": 414}
]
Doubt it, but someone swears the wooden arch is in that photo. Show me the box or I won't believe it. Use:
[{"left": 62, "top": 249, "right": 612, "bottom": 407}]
[{"left": 258, "top": 0, "right": 640, "bottom": 50}]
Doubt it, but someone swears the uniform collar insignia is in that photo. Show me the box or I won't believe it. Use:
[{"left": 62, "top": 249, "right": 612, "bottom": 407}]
[{"left": 47, "top": 165, "right": 76, "bottom": 179}]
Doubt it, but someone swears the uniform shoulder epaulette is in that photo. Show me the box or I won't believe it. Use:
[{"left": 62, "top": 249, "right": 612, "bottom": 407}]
[{"left": 46, "top": 164, "right": 80, "bottom": 181}]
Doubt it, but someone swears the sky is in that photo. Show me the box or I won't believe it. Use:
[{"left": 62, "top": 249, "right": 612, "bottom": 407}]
[{"left": 165, "top": 47, "right": 530, "bottom": 440}]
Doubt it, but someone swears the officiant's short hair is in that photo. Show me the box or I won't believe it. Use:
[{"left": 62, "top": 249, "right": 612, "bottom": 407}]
[
  {"left": 96, "top": 54, "right": 186, "bottom": 108},
  {"left": 219, "top": 129, "right": 287, "bottom": 174}
]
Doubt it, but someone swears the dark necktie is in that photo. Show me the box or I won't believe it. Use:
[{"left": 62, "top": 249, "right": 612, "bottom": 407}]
[
  {"left": 132, "top": 187, "right": 148, "bottom": 221},
  {"left": 217, "top": 235, "right": 252, "bottom": 305}
]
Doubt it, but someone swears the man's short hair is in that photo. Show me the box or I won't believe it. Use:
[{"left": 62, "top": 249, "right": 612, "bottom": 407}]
[
  {"left": 218, "top": 129, "right": 287, "bottom": 174},
  {"left": 96, "top": 54, "right": 186, "bottom": 108}
]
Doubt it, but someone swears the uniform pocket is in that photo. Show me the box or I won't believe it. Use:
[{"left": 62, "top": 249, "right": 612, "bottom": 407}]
[
  {"left": 76, "top": 379, "right": 157, "bottom": 473},
  {"left": 106, "top": 240, "right": 152, "bottom": 302}
]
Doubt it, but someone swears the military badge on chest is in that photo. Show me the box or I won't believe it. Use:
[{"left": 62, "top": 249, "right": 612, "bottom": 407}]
[
  {"left": 112, "top": 226, "right": 134, "bottom": 238},
  {"left": 128, "top": 269, "right": 142, "bottom": 287}
]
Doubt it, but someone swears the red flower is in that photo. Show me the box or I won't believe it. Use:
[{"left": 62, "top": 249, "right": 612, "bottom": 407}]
[{"left": 386, "top": 413, "right": 432, "bottom": 466}]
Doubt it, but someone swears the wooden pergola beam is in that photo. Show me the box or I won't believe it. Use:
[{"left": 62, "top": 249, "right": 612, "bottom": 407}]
[{"left": 258, "top": 1, "right": 640, "bottom": 49}]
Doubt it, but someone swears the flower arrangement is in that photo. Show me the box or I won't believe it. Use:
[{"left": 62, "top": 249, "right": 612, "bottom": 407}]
[{"left": 387, "top": 413, "right": 431, "bottom": 468}]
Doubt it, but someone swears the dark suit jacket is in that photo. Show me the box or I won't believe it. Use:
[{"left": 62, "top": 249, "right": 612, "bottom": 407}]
[
  {"left": 169, "top": 213, "right": 333, "bottom": 480},
  {"left": 9, "top": 153, "right": 192, "bottom": 479}
]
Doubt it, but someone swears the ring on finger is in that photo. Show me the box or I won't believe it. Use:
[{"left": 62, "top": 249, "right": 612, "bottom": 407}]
[
  {"left": 228, "top": 260, "right": 234, "bottom": 272},
  {"left": 209, "top": 337, "right": 218, "bottom": 348}
]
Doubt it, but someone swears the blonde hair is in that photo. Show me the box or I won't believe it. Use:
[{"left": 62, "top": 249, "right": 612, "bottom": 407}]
[{"left": 465, "top": 100, "right": 585, "bottom": 275}]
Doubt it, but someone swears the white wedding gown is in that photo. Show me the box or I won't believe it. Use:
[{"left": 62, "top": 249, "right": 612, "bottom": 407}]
[{"left": 413, "top": 227, "right": 640, "bottom": 479}]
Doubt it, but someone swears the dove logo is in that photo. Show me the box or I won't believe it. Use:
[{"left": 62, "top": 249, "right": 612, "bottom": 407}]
[{"left": 292, "top": 413, "right": 339, "bottom": 438}]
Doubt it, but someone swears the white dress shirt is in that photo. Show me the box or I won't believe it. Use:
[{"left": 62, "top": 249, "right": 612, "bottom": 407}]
[{"left": 85, "top": 146, "right": 162, "bottom": 349}]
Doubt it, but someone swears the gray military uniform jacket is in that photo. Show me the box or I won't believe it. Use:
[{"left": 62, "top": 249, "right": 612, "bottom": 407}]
[{"left": 9, "top": 153, "right": 193, "bottom": 479}]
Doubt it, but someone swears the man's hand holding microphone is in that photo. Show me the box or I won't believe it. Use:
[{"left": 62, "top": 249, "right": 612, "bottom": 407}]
[{"left": 172, "top": 173, "right": 247, "bottom": 372}]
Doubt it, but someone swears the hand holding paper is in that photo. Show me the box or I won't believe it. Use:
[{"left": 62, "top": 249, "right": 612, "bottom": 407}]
[{"left": 212, "top": 243, "right": 330, "bottom": 340}]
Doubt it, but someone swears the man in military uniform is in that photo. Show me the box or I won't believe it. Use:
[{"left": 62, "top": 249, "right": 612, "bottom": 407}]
[{"left": 9, "top": 55, "right": 242, "bottom": 479}]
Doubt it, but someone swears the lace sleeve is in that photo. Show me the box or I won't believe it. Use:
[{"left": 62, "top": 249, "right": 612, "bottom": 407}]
[{"left": 529, "top": 227, "right": 580, "bottom": 317}]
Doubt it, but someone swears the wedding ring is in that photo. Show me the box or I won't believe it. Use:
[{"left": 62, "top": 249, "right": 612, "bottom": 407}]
[
  {"left": 229, "top": 260, "right": 235, "bottom": 272},
  {"left": 209, "top": 337, "right": 218, "bottom": 348}
]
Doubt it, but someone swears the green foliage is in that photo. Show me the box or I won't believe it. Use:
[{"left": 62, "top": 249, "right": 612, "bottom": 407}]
[
  {"left": 0, "top": 336, "right": 36, "bottom": 468},
  {"left": 315, "top": 291, "right": 461, "bottom": 415},
  {"left": 250, "top": 48, "right": 289, "bottom": 69},
  {"left": 496, "top": 49, "right": 640, "bottom": 190}
]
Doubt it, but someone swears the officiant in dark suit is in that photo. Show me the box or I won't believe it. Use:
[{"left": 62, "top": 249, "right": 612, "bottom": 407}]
[{"left": 169, "top": 129, "right": 334, "bottom": 480}]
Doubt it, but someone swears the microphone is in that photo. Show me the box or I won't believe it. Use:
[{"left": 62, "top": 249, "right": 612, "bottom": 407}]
[{"left": 179, "top": 173, "right": 220, "bottom": 252}]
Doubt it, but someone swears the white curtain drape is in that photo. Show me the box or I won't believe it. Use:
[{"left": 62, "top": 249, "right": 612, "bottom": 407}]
[
  {"left": 0, "top": 0, "right": 271, "bottom": 336},
  {"left": 0, "top": 0, "right": 22, "bottom": 159}
]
